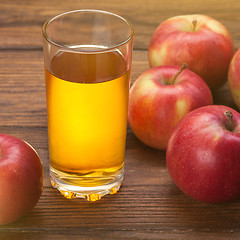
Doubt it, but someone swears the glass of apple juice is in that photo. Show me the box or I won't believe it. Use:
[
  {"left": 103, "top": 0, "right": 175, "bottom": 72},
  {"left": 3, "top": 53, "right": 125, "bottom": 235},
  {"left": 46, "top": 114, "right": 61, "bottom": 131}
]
[{"left": 42, "top": 10, "right": 134, "bottom": 201}]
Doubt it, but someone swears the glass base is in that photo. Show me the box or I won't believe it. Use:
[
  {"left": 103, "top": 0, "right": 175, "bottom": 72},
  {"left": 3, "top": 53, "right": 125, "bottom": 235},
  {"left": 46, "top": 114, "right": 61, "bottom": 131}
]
[{"left": 50, "top": 167, "right": 123, "bottom": 201}]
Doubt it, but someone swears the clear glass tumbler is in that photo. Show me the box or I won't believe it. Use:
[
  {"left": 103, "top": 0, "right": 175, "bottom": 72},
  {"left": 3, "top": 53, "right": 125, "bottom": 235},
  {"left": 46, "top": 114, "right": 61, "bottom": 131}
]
[{"left": 42, "top": 10, "right": 134, "bottom": 201}]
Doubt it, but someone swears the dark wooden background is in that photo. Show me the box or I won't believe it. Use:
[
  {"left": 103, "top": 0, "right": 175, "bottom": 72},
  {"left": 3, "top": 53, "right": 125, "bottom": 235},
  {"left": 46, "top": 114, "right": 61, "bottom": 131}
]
[{"left": 1, "top": 0, "right": 240, "bottom": 239}]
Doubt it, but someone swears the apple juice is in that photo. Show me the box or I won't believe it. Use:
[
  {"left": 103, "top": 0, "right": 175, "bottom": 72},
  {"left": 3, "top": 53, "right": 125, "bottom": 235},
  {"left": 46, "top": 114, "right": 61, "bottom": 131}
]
[{"left": 45, "top": 46, "right": 130, "bottom": 189}]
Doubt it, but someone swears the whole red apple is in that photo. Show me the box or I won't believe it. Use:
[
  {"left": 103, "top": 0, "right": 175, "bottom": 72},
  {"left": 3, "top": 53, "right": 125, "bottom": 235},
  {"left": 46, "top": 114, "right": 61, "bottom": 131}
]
[
  {"left": 128, "top": 64, "right": 213, "bottom": 150},
  {"left": 166, "top": 105, "right": 240, "bottom": 203},
  {"left": 228, "top": 48, "right": 240, "bottom": 108},
  {"left": 0, "top": 133, "right": 43, "bottom": 225},
  {"left": 149, "top": 14, "right": 235, "bottom": 91}
]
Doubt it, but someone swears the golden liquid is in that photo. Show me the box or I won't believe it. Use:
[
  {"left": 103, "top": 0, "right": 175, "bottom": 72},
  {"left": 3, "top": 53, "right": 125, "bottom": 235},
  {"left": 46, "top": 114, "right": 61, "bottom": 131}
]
[{"left": 45, "top": 47, "right": 129, "bottom": 186}]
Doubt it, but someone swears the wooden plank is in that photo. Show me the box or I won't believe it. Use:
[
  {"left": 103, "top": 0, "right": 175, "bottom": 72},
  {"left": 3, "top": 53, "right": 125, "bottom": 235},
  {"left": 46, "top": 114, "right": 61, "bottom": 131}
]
[
  {"left": 0, "top": 50, "right": 46, "bottom": 126},
  {"left": 0, "top": 49, "right": 150, "bottom": 126},
  {"left": 0, "top": 49, "right": 236, "bottom": 127},
  {"left": 0, "top": 0, "right": 240, "bottom": 50},
  {"left": 1, "top": 126, "right": 240, "bottom": 239}
]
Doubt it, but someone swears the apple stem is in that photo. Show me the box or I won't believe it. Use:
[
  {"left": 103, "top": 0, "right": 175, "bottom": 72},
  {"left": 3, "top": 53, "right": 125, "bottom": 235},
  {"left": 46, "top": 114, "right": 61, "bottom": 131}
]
[
  {"left": 192, "top": 19, "right": 197, "bottom": 31},
  {"left": 171, "top": 63, "right": 187, "bottom": 84},
  {"left": 225, "top": 110, "right": 234, "bottom": 132}
]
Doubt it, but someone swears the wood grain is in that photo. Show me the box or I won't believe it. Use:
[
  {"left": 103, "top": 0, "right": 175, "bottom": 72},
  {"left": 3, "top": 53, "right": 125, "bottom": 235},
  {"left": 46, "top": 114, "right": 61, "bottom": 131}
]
[
  {"left": 0, "top": 50, "right": 149, "bottom": 126},
  {"left": 0, "top": 49, "right": 236, "bottom": 127},
  {"left": 1, "top": 126, "right": 240, "bottom": 240},
  {"left": 0, "top": 49, "right": 239, "bottom": 239},
  {"left": 1, "top": 0, "right": 240, "bottom": 50},
  {"left": 1, "top": 0, "right": 240, "bottom": 239}
]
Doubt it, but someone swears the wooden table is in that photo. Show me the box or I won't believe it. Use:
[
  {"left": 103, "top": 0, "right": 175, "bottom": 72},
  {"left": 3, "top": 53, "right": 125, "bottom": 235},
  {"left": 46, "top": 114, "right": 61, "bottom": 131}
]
[{"left": 1, "top": 0, "right": 240, "bottom": 239}]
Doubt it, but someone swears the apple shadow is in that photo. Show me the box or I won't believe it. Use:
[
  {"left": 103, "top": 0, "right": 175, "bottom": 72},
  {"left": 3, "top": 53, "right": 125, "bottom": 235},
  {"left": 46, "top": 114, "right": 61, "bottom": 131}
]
[
  {"left": 126, "top": 124, "right": 167, "bottom": 168},
  {"left": 212, "top": 82, "right": 236, "bottom": 110}
]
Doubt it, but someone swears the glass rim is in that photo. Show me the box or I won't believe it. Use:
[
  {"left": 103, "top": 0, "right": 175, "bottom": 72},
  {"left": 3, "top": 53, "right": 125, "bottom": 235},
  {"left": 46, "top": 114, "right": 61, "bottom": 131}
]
[{"left": 42, "top": 9, "right": 134, "bottom": 53}]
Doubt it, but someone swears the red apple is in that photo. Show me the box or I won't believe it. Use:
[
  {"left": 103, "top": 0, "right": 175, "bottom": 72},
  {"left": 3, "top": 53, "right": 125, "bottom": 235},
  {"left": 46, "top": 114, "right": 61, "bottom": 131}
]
[
  {"left": 166, "top": 105, "right": 240, "bottom": 203},
  {"left": 128, "top": 64, "right": 213, "bottom": 150},
  {"left": 228, "top": 48, "right": 240, "bottom": 108},
  {"left": 149, "top": 14, "right": 235, "bottom": 91},
  {"left": 0, "top": 133, "right": 43, "bottom": 225}
]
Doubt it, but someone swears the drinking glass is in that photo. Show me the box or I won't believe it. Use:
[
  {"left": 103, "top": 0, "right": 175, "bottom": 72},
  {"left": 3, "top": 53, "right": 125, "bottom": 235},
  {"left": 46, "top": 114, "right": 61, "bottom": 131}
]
[{"left": 42, "top": 10, "right": 134, "bottom": 201}]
